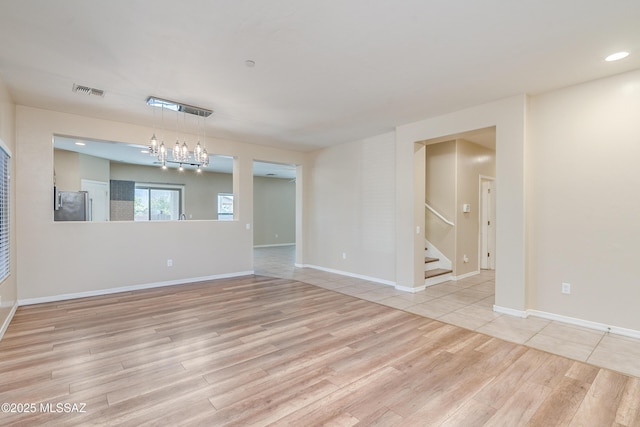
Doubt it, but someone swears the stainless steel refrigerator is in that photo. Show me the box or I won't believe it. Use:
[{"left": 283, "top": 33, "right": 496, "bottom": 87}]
[{"left": 54, "top": 189, "right": 91, "bottom": 221}]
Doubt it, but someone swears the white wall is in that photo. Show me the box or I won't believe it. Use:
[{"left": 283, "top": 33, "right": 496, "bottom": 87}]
[
  {"left": 527, "top": 69, "right": 640, "bottom": 331},
  {"left": 253, "top": 176, "right": 296, "bottom": 246},
  {"left": 0, "top": 75, "right": 16, "bottom": 335},
  {"left": 15, "top": 106, "right": 306, "bottom": 302},
  {"left": 305, "top": 132, "right": 396, "bottom": 283}
]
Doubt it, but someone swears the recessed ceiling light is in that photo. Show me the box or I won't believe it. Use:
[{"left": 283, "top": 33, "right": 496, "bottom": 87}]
[
  {"left": 605, "top": 51, "right": 629, "bottom": 62},
  {"left": 245, "top": 60, "right": 256, "bottom": 68},
  {"left": 75, "top": 142, "right": 86, "bottom": 146}
]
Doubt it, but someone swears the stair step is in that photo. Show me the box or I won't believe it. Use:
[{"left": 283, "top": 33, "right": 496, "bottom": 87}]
[
  {"left": 424, "top": 268, "right": 452, "bottom": 279},
  {"left": 424, "top": 257, "right": 439, "bottom": 264}
]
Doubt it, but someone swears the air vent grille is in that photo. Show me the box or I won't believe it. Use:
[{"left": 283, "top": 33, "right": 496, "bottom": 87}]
[{"left": 72, "top": 84, "right": 105, "bottom": 97}]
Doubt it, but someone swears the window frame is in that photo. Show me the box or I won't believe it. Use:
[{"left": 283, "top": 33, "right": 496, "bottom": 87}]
[
  {"left": 217, "top": 193, "right": 234, "bottom": 221},
  {"left": 134, "top": 182, "right": 185, "bottom": 221}
]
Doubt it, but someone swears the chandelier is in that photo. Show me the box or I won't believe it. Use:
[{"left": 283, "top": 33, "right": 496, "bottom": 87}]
[{"left": 146, "top": 96, "right": 213, "bottom": 171}]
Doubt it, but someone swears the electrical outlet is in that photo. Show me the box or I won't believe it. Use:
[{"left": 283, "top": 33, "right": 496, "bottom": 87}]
[
  {"left": 167, "top": 259, "right": 173, "bottom": 267},
  {"left": 561, "top": 282, "right": 571, "bottom": 294},
  {"left": 463, "top": 255, "right": 469, "bottom": 263},
  {"left": 342, "top": 252, "right": 347, "bottom": 260},
  {"left": 275, "top": 234, "right": 278, "bottom": 239}
]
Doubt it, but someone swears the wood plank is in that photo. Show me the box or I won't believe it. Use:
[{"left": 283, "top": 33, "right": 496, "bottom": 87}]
[
  {"left": 615, "top": 376, "right": 640, "bottom": 426},
  {"left": 439, "top": 398, "right": 497, "bottom": 427},
  {"left": 527, "top": 376, "right": 589, "bottom": 427},
  {"left": 569, "top": 369, "right": 629, "bottom": 426},
  {"left": 474, "top": 347, "right": 552, "bottom": 410},
  {"left": 0, "top": 274, "right": 637, "bottom": 426},
  {"left": 483, "top": 381, "right": 552, "bottom": 426}
]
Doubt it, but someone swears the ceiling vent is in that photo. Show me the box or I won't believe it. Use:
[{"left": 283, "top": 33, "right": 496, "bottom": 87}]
[{"left": 72, "top": 84, "right": 105, "bottom": 97}]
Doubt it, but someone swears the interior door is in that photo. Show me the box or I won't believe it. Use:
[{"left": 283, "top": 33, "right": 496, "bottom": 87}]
[
  {"left": 481, "top": 179, "right": 496, "bottom": 269},
  {"left": 81, "top": 179, "right": 109, "bottom": 221}
]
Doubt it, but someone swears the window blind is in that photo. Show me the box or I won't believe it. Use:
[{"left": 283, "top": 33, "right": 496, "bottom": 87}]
[{"left": 0, "top": 146, "right": 10, "bottom": 282}]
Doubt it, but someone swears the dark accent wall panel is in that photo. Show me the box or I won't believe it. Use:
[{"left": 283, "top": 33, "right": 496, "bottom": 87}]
[{"left": 110, "top": 180, "right": 134, "bottom": 221}]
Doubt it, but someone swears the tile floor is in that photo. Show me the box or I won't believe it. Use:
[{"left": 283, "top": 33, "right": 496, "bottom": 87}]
[{"left": 254, "top": 245, "right": 640, "bottom": 378}]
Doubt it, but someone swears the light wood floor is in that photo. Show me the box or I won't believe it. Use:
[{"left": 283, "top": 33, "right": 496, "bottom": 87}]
[{"left": 1, "top": 275, "right": 639, "bottom": 426}]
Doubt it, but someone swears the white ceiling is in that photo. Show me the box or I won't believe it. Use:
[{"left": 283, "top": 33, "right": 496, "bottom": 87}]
[{"left": 1, "top": 1, "right": 639, "bottom": 152}]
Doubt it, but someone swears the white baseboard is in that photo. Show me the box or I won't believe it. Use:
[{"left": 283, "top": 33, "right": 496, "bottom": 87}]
[
  {"left": 493, "top": 305, "right": 529, "bottom": 318},
  {"left": 301, "top": 264, "right": 396, "bottom": 287},
  {"left": 253, "top": 243, "right": 295, "bottom": 248},
  {"left": 0, "top": 302, "right": 18, "bottom": 341},
  {"left": 494, "top": 305, "right": 640, "bottom": 340},
  {"left": 528, "top": 309, "right": 640, "bottom": 340},
  {"left": 396, "top": 284, "right": 426, "bottom": 293},
  {"left": 453, "top": 270, "right": 479, "bottom": 281},
  {"left": 18, "top": 271, "right": 255, "bottom": 306}
]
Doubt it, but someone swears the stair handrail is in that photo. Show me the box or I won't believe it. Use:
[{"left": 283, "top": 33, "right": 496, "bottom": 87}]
[{"left": 425, "top": 202, "right": 455, "bottom": 226}]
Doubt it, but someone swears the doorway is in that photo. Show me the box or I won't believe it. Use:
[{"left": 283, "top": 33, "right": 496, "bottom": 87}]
[
  {"left": 422, "top": 126, "right": 496, "bottom": 279},
  {"left": 252, "top": 160, "right": 298, "bottom": 277}
]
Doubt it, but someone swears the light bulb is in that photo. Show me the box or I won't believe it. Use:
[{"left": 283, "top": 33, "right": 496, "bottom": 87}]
[
  {"left": 158, "top": 142, "right": 167, "bottom": 162},
  {"left": 173, "top": 139, "right": 181, "bottom": 161},
  {"left": 181, "top": 141, "right": 189, "bottom": 161},
  {"left": 149, "top": 134, "right": 158, "bottom": 155}
]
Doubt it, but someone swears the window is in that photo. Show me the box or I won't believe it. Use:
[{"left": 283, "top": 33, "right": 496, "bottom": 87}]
[
  {"left": 134, "top": 184, "right": 183, "bottom": 221},
  {"left": 0, "top": 143, "right": 10, "bottom": 282},
  {"left": 217, "top": 193, "right": 234, "bottom": 221}
]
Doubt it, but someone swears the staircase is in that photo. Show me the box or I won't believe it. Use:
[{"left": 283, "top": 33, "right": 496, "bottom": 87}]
[
  {"left": 424, "top": 250, "right": 453, "bottom": 287},
  {"left": 424, "top": 203, "right": 455, "bottom": 287}
]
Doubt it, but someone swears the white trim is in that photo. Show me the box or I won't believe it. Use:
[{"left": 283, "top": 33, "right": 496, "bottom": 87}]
[
  {"left": 18, "top": 271, "right": 254, "bottom": 306},
  {"left": 0, "top": 302, "right": 18, "bottom": 341},
  {"left": 494, "top": 306, "right": 640, "bottom": 340},
  {"left": 301, "top": 264, "right": 396, "bottom": 287},
  {"left": 396, "top": 284, "right": 426, "bottom": 293},
  {"left": 452, "top": 270, "right": 479, "bottom": 281},
  {"left": 493, "top": 304, "right": 528, "bottom": 318},
  {"left": 527, "top": 309, "right": 640, "bottom": 340},
  {"left": 425, "top": 202, "right": 454, "bottom": 226},
  {"left": 253, "top": 243, "right": 295, "bottom": 248}
]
